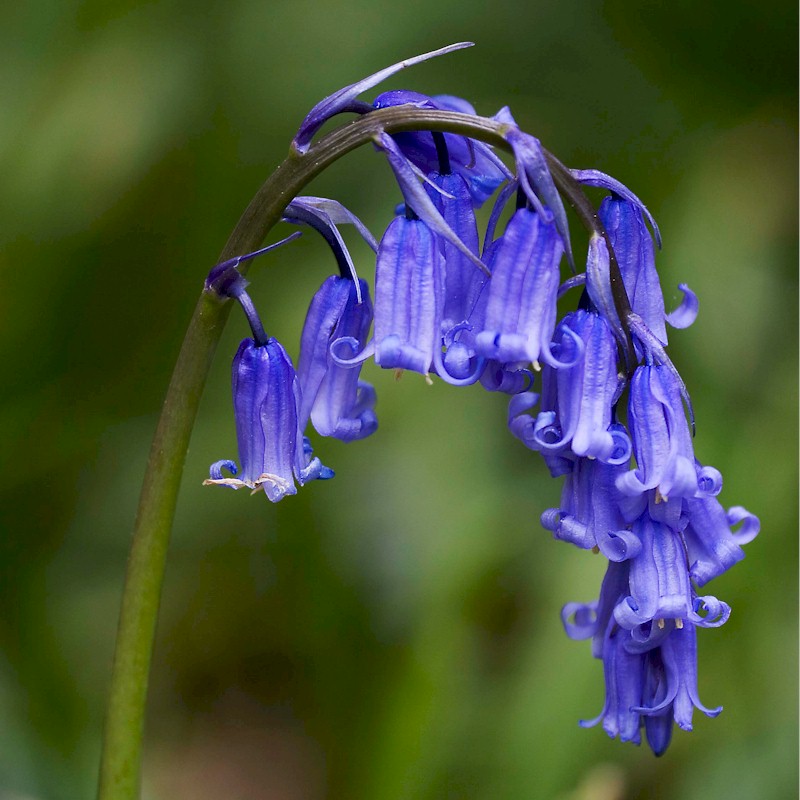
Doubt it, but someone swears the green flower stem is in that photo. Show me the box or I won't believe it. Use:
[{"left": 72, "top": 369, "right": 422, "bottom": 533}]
[{"left": 96, "top": 107, "right": 627, "bottom": 800}]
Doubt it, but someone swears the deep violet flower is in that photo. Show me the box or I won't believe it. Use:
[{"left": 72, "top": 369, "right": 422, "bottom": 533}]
[
  {"left": 204, "top": 338, "right": 333, "bottom": 502},
  {"left": 579, "top": 624, "right": 722, "bottom": 756},
  {"left": 598, "top": 194, "right": 697, "bottom": 344},
  {"left": 374, "top": 213, "right": 445, "bottom": 375},
  {"left": 581, "top": 623, "right": 647, "bottom": 746},
  {"left": 613, "top": 514, "right": 731, "bottom": 632},
  {"left": 565, "top": 567, "right": 726, "bottom": 755},
  {"left": 635, "top": 622, "right": 723, "bottom": 750}
]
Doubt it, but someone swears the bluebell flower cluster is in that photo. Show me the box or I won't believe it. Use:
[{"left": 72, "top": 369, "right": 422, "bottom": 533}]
[{"left": 204, "top": 45, "right": 759, "bottom": 754}]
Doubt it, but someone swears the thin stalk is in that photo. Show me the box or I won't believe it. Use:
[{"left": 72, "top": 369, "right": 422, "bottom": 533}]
[{"left": 96, "top": 106, "right": 630, "bottom": 800}]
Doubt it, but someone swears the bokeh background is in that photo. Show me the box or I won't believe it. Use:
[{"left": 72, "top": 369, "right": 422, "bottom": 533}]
[{"left": 1, "top": 1, "right": 797, "bottom": 798}]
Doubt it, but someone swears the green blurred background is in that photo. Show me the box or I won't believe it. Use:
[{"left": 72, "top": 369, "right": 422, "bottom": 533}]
[{"left": 1, "top": 1, "right": 796, "bottom": 798}]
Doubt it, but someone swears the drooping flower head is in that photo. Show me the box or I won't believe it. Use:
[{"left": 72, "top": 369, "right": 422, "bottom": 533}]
[{"left": 200, "top": 47, "right": 760, "bottom": 759}]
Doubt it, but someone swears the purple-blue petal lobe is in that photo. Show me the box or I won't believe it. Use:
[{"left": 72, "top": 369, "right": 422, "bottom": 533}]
[{"left": 665, "top": 283, "right": 699, "bottom": 329}]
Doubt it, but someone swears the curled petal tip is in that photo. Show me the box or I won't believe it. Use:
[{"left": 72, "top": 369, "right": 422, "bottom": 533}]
[{"left": 665, "top": 283, "right": 699, "bottom": 329}]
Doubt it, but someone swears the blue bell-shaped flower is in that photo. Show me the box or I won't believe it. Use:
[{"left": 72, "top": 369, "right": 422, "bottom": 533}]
[{"left": 205, "top": 338, "right": 333, "bottom": 502}]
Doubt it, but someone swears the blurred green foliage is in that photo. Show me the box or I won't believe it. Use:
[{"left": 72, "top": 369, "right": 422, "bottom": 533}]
[{"left": 0, "top": 1, "right": 796, "bottom": 798}]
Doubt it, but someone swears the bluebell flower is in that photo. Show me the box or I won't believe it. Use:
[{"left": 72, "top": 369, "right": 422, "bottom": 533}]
[
  {"left": 563, "top": 566, "right": 646, "bottom": 745},
  {"left": 599, "top": 194, "right": 668, "bottom": 344},
  {"left": 575, "top": 170, "right": 698, "bottom": 347},
  {"left": 577, "top": 623, "right": 720, "bottom": 756},
  {"left": 422, "top": 168, "right": 492, "bottom": 385},
  {"left": 528, "top": 310, "right": 629, "bottom": 463},
  {"left": 613, "top": 513, "right": 731, "bottom": 632},
  {"left": 566, "top": 567, "right": 726, "bottom": 754},
  {"left": 204, "top": 338, "right": 333, "bottom": 502},
  {"left": 581, "top": 624, "right": 647, "bottom": 746},
  {"left": 333, "top": 210, "right": 443, "bottom": 376},
  {"left": 424, "top": 171, "right": 482, "bottom": 334},
  {"left": 473, "top": 206, "right": 566, "bottom": 368},
  {"left": 540, "top": 457, "right": 641, "bottom": 562},
  {"left": 616, "top": 364, "right": 699, "bottom": 501},
  {"left": 682, "top": 497, "right": 760, "bottom": 585},
  {"left": 297, "top": 275, "right": 377, "bottom": 441},
  {"left": 635, "top": 622, "right": 723, "bottom": 752},
  {"left": 451, "top": 231, "right": 535, "bottom": 393},
  {"left": 600, "top": 195, "right": 697, "bottom": 344}
]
